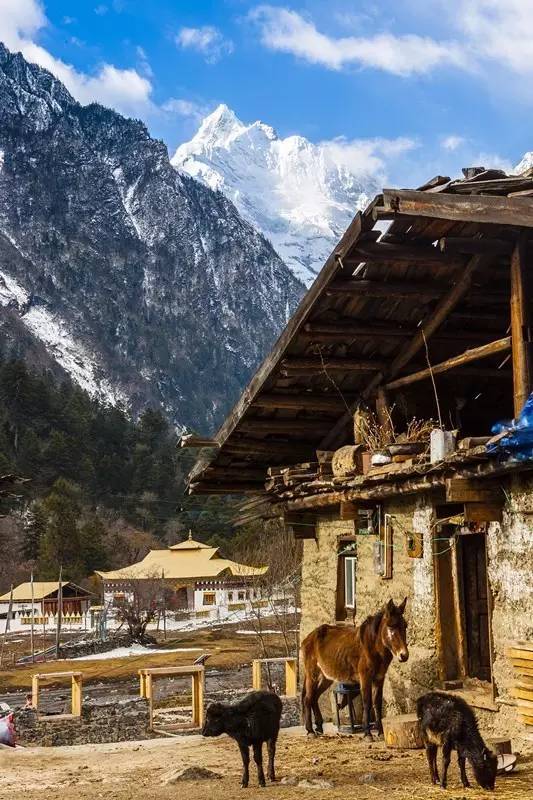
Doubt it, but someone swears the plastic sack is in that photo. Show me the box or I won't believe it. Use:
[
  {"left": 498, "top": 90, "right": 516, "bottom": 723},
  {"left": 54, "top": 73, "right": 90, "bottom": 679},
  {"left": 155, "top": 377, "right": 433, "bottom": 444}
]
[{"left": 0, "top": 712, "right": 15, "bottom": 747}]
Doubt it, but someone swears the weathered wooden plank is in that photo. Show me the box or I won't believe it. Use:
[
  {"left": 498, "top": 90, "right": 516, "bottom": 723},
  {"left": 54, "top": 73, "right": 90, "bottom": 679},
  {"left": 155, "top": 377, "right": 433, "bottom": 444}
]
[
  {"left": 385, "top": 337, "right": 511, "bottom": 390},
  {"left": 303, "top": 322, "right": 494, "bottom": 344},
  {"left": 463, "top": 502, "right": 503, "bottom": 522},
  {"left": 382, "top": 188, "right": 533, "bottom": 228},
  {"left": 445, "top": 478, "right": 498, "bottom": 503},
  {"left": 347, "top": 241, "right": 456, "bottom": 264},
  {"left": 281, "top": 356, "right": 386, "bottom": 373},
  {"left": 510, "top": 230, "right": 533, "bottom": 416},
  {"left": 239, "top": 419, "right": 331, "bottom": 436},
  {"left": 253, "top": 393, "right": 350, "bottom": 412},
  {"left": 439, "top": 236, "right": 513, "bottom": 256}
]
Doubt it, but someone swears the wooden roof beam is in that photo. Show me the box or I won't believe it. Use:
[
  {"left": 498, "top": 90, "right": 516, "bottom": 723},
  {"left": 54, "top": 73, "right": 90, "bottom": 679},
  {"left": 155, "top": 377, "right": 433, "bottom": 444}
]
[
  {"left": 239, "top": 419, "right": 331, "bottom": 436},
  {"left": 252, "top": 393, "right": 351, "bottom": 412},
  {"left": 346, "top": 241, "right": 458, "bottom": 265},
  {"left": 382, "top": 188, "right": 533, "bottom": 228},
  {"left": 326, "top": 279, "right": 508, "bottom": 304},
  {"left": 439, "top": 236, "right": 514, "bottom": 256},
  {"left": 280, "top": 356, "right": 386, "bottom": 373},
  {"left": 303, "top": 322, "right": 499, "bottom": 344},
  {"left": 385, "top": 336, "right": 511, "bottom": 390}
]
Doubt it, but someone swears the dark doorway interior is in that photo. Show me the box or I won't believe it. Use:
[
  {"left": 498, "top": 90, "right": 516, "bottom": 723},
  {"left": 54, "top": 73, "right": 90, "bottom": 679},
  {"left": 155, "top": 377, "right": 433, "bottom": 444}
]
[{"left": 460, "top": 533, "right": 491, "bottom": 681}]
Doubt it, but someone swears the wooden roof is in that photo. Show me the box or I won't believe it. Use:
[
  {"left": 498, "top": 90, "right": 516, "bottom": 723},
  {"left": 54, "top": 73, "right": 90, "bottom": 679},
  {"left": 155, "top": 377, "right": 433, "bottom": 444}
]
[{"left": 189, "top": 169, "right": 533, "bottom": 496}]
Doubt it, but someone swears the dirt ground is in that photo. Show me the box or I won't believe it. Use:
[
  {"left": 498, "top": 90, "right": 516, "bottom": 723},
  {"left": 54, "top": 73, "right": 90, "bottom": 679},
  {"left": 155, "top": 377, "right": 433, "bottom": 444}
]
[{"left": 1, "top": 728, "right": 531, "bottom": 800}]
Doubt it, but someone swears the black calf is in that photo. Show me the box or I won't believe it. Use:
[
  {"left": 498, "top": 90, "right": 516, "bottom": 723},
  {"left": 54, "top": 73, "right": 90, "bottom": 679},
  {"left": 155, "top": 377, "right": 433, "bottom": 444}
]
[
  {"left": 202, "top": 690, "right": 282, "bottom": 788},
  {"left": 417, "top": 692, "right": 497, "bottom": 790}
]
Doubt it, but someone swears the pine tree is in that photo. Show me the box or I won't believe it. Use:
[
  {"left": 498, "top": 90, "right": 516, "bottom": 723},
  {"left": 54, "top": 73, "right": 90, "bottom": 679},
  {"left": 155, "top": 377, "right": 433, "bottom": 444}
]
[
  {"left": 79, "top": 514, "right": 109, "bottom": 574},
  {"left": 38, "top": 479, "right": 83, "bottom": 580},
  {"left": 22, "top": 502, "right": 47, "bottom": 562}
]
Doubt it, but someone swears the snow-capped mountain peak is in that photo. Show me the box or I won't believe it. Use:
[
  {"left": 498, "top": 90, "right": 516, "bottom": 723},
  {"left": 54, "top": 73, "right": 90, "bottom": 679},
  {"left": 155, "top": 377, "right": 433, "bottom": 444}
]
[{"left": 172, "top": 107, "right": 378, "bottom": 285}]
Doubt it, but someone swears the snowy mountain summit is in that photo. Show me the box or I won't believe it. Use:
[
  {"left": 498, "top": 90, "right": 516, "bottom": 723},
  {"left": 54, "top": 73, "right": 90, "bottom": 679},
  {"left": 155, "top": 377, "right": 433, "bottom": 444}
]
[{"left": 172, "top": 105, "right": 379, "bottom": 285}]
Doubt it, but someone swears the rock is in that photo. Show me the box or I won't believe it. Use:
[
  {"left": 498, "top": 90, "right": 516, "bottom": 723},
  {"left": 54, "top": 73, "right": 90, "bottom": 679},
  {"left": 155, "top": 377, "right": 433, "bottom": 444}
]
[
  {"left": 280, "top": 776, "right": 298, "bottom": 786},
  {"left": 297, "top": 778, "right": 334, "bottom": 789},
  {"left": 357, "top": 773, "right": 378, "bottom": 784},
  {"left": 164, "top": 766, "right": 222, "bottom": 784}
]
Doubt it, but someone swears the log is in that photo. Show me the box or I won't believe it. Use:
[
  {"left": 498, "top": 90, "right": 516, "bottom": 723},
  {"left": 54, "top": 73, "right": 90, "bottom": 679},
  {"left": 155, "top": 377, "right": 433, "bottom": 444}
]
[
  {"left": 382, "top": 714, "right": 424, "bottom": 749},
  {"left": 510, "top": 230, "right": 533, "bottom": 416},
  {"left": 239, "top": 419, "right": 331, "bottom": 436},
  {"left": 326, "top": 279, "right": 445, "bottom": 298},
  {"left": 382, "top": 188, "right": 533, "bottom": 228},
  {"left": 385, "top": 337, "right": 511, "bottom": 390},
  {"left": 331, "top": 445, "right": 364, "bottom": 477},
  {"left": 179, "top": 434, "right": 220, "bottom": 448}
]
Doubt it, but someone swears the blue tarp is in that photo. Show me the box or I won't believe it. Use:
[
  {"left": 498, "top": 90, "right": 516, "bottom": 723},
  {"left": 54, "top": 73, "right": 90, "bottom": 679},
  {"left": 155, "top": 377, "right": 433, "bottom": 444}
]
[{"left": 488, "top": 392, "right": 533, "bottom": 461}]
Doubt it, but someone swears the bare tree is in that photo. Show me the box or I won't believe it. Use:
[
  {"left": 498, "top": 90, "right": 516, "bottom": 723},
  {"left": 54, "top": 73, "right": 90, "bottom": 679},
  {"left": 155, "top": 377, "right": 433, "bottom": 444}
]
[
  {"left": 112, "top": 571, "right": 164, "bottom": 642},
  {"left": 235, "top": 522, "right": 302, "bottom": 680}
]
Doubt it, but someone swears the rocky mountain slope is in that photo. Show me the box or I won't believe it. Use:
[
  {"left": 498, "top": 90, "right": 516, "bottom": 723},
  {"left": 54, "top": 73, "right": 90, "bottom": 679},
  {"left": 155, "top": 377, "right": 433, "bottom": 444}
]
[
  {"left": 0, "top": 44, "right": 303, "bottom": 432},
  {"left": 172, "top": 104, "right": 379, "bottom": 285}
]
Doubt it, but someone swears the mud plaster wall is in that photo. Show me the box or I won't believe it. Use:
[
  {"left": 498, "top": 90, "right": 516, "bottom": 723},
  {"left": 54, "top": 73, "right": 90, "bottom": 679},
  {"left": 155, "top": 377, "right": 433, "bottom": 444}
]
[
  {"left": 299, "top": 500, "right": 438, "bottom": 722},
  {"left": 355, "top": 496, "right": 438, "bottom": 715},
  {"left": 481, "top": 473, "right": 533, "bottom": 746}
]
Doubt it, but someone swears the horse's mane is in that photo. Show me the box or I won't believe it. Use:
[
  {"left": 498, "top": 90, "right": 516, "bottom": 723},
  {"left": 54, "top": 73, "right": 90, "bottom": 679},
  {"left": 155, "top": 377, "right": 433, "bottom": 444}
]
[{"left": 359, "top": 608, "right": 384, "bottom": 640}]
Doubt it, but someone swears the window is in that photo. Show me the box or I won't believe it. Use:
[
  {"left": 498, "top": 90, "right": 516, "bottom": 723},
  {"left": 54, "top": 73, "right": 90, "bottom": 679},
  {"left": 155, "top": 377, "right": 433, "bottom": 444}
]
[
  {"left": 227, "top": 592, "right": 233, "bottom": 602},
  {"left": 203, "top": 592, "right": 216, "bottom": 606},
  {"left": 344, "top": 557, "right": 356, "bottom": 609},
  {"left": 238, "top": 591, "right": 245, "bottom": 601}
]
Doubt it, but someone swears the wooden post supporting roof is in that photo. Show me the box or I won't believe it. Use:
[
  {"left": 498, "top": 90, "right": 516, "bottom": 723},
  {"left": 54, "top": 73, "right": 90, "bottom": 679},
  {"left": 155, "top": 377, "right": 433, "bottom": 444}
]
[{"left": 510, "top": 230, "right": 532, "bottom": 416}]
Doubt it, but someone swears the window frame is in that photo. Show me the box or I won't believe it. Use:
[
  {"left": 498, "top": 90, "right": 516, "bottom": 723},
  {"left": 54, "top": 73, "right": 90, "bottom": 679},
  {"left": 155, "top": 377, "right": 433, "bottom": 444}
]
[{"left": 344, "top": 556, "right": 357, "bottom": 609}]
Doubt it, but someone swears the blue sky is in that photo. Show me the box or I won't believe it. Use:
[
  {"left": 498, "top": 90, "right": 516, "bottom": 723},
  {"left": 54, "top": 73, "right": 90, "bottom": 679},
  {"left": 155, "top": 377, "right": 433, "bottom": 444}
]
[{"left": 3, "top": 1, "right": 533, "bottom": 185}]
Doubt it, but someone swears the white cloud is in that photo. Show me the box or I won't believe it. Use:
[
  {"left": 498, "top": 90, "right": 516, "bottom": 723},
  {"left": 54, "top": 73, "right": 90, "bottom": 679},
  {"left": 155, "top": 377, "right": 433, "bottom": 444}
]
[
  {"left": 441, "top": 135, "right": 465, "bottom": 151},
  {"left": 175, "top": 26, "right": 234, "bottom": 63},
  {"left": 1, "top": 0, "right": 153, "bottom": 116},
  {"left": 456, "top": 0, "right": 533, "bottom": 74},
  {"left": 162, "top": 98, "right": 208, "bottom": 121},
  {"left": 320, "top": 135, "right": 418, "bottom": 178},
  {"left": 250, "top": 6, "right": 466, "bottom": 76}
]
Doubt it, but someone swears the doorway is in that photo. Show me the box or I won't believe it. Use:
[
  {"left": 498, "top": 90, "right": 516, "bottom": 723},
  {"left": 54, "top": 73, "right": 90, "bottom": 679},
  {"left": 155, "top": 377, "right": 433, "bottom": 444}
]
[
  {"left": 461, "top": 533, "right": 491, "bottom": 681},
  {"left": 434, "top": 527, "right": 492, "bottom": 684}
]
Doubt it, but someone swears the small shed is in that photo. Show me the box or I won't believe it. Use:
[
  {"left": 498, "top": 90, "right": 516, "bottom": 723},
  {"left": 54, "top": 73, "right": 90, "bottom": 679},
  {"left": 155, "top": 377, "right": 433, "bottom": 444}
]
[
  {"left": 188, "top": 169, "right": 533, "bottom": 746},
  {"left": 0, "top": 581, "right": 94, "bottom": 617}
]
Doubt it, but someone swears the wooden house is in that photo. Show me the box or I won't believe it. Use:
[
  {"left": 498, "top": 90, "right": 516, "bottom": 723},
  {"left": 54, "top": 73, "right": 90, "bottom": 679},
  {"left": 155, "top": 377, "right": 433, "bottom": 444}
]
[
  {"left": 189, "top": 170, "right": 533, "bottom": 745},
  {"left": 0, "top": 581, "right": 94, "bottom": 618}
]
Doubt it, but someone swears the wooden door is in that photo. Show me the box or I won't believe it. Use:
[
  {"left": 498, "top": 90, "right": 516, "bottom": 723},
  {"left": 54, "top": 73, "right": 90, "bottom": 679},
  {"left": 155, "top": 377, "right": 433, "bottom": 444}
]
[{"left": 461, "top": 534, "right": 491, "bottom": 681}]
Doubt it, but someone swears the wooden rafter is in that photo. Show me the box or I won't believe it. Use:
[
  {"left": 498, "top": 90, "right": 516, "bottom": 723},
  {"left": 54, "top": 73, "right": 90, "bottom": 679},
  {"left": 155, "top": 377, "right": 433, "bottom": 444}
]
[
  {"left": 510, "top": 230, "right": 533, "bottom": 415},
  {"left": 280, "top": 356, "right": 386, "bottom": 373},
  {"left": 385, "top": 337, "right": 511, "bottom": 391}
]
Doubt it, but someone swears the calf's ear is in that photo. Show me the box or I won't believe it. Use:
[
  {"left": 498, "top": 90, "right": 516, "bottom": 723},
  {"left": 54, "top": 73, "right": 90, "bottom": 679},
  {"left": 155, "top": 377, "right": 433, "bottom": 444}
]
[{"left": 398, "top": 596, "right": 408, "bottom": 614}]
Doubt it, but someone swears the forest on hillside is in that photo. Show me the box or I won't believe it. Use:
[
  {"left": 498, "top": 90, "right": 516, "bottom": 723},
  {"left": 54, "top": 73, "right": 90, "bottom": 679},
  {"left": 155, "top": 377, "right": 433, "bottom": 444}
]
[{"left": 0, "top": 356, "right": 241, "bottom": 592}]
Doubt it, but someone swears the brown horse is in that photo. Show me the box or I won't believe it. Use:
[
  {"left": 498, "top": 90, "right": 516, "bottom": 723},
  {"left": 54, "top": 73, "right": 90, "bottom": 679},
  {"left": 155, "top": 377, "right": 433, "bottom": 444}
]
[{"left": 300, "top": 598, "right": 409, "bottom": 737}]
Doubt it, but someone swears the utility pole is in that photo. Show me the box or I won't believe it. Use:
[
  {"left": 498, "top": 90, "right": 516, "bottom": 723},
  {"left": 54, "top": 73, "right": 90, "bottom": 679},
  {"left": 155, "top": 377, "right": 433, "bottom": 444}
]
[
  {"left": 55, "top": 565, "right": 63, "bottom": 660},
  {"left": 30, "top": 571, "right": 35, "bottom": 663}
]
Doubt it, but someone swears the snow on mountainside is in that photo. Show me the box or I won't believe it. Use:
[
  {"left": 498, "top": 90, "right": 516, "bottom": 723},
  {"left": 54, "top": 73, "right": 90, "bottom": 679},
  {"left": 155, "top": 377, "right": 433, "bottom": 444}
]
[
  {"left": 172, "top": 105, "right": 379, "bottom": 285},
  {"left": 0, "top": 45, "right": 303, "bottom": 432}
]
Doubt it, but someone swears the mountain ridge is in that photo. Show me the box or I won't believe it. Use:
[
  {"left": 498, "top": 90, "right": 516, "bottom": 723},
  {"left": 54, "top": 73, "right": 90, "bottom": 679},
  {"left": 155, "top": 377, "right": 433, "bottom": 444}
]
[
  {"left": 172, "top": 104, "right": 380, "bottom": 285},
  {"left": 0, "top": 44, "right": 304, "bottom": 432}
]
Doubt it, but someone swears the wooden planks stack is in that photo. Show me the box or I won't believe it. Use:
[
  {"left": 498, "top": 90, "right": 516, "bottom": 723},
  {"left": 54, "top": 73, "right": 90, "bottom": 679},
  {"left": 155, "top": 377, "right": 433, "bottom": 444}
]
[{"left": 506, "top": 641, "right": 533, "bottom": 730}]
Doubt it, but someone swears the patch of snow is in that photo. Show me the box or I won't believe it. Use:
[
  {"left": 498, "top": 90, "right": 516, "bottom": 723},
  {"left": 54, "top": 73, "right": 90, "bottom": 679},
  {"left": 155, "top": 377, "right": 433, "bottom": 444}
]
[
  {"left": 72, "top": 644, "right": 204, "bottom": 661},
  {"left": 236, "top": 629, "right": 278, "bottom": 635},
  {"left": 514, "top": 151, "right": 533, "bottom": 175},
  {"left": 0, "top": 269, "right": 30, "bottom": 307},
  {"left": 0, "top": 150, "right": 4, "bottom": 171},
  {"left": 172, "top": 104, "right": 378, "bottom": 285},
  {"left": 0, "top": 269, "right": 127, "bottom": 407}
]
